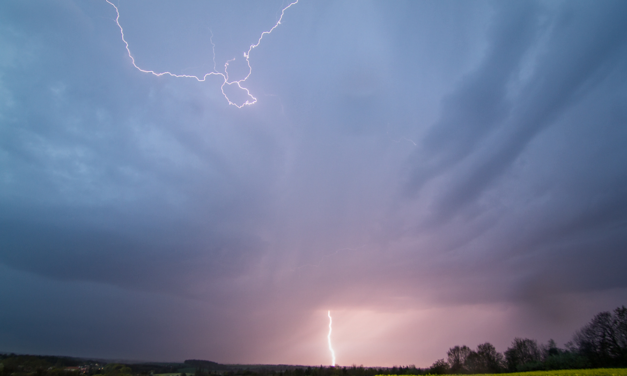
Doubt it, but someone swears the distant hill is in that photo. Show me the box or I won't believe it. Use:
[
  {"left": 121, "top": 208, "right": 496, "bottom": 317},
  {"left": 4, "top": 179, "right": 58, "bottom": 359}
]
[
  {"left": 182, "top": 360, "right": 309, "bottom": 372},
  {"left": 183, "top": 360, "right": 221, "bottom": 370}
]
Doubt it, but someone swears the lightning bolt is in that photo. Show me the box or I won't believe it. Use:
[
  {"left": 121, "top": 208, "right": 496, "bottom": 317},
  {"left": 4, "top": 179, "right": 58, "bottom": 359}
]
[
  {"left": 328, "top": 310, "right": 336, "bottom": 366},
  {"left": 105, "top": 0, "right": 299, "bottom": 108}
]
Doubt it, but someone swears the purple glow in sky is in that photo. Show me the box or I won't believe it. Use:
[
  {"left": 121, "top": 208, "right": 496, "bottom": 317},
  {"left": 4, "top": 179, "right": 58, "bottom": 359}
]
[{"left": 1, "top": 0, "right": 627, "bottom": 367}]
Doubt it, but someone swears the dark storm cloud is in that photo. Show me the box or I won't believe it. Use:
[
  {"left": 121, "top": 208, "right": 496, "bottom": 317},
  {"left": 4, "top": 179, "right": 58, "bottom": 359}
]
[
  {"left": 405, "top": 1, "right": 541, "bottom": 194},
  {"left": 1, "top": 0, "right": 627, "bottom": 367},
  {"left": 0, "top": 0, "right": 280, "bottom": 298},
  {"left": 434, "top": 3, "right": 627, "bottom": 215},
  {"left": 406, "top": 0, "right": 627, "bottom": 220},
  {"left": 393, "top": 0, "right": 627, "bottom": 311}
]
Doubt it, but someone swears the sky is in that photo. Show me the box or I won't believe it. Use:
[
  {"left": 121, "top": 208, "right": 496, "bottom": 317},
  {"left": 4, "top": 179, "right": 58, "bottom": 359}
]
[{"left": 1, "top": 0, "right": 627, "bottom": 368}]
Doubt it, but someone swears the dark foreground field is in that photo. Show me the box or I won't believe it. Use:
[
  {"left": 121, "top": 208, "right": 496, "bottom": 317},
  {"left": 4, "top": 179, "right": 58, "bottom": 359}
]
[{"left": 3, "top": 353, "right": 627, "bottom": 376}]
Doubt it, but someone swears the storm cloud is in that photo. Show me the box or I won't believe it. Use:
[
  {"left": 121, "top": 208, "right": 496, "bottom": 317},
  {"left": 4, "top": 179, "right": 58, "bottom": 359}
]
[{"left": 1, "top": 0, "right": 626, "bottom": 367}]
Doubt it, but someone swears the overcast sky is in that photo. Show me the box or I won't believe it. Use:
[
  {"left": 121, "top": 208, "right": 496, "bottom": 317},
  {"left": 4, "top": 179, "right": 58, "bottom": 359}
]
[{"left": 1, "top": 0, "right": 627, "bottom": 368}]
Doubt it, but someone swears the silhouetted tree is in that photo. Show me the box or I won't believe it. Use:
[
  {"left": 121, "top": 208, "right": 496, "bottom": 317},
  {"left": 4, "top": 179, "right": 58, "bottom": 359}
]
[
  {"left": 541, "top": 341, "right": 590, "bottom": 371},
  {"left": 504, "top": 338, "right": 541, "bottom": 371},
  {"left": 463, "top": 351, "right": 482, "bottom": 374},
  {"left": 427, "top": 359, "right": 449, "bottom": 375},
  {"left": 469, "top": 342, "right": 505, "bottom": 373},
  {"left": 446, "top": 345, "right": 471, "bottom": 373},
  {"left": 540, "top": 339, "right": 561, "bottom": 360},
  {"left": 573, "top": 305, "right": 627, "bottom": 367}
]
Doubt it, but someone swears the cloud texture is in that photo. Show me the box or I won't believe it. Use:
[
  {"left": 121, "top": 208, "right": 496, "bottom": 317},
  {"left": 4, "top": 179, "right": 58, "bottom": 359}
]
[{"left": 1, "top": 0, "right": 627, "bottom": 367}]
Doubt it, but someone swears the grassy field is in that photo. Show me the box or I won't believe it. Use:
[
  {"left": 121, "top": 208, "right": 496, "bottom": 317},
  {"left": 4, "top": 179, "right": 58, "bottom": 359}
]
[{"left": 381, "top": 370, "right": 627, "bottom": 376}]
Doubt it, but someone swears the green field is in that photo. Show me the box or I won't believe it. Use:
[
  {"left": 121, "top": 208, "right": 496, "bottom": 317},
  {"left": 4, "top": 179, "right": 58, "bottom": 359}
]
[
  {"left": 155, "top": 368, "right": 200, "bottom": 376},
  {"left": 381, "top": 370, "right": 627, "bottom": 376}
]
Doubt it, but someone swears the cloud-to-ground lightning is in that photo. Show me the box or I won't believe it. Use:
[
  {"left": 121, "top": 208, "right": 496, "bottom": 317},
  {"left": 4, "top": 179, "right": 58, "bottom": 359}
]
[
  {"left": 327, "top": 310, "right": 336, "bottom": 366},
  {"left": 105, "top": 0, "right": 299, "bottom": 108}
]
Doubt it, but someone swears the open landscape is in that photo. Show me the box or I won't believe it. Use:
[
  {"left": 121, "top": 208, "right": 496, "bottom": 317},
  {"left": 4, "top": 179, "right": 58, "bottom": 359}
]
[
  {"left": 1, "top": 0, "right": 626, "bottom": 371},
  {"left": 2, "top": 304, "right": 626, "bottom": 376}
]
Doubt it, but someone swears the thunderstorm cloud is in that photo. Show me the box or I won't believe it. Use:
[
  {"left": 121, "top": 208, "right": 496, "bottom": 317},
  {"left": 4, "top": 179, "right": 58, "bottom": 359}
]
[{"left": 1, "top": 0, "right": 626, "bottom": 367}]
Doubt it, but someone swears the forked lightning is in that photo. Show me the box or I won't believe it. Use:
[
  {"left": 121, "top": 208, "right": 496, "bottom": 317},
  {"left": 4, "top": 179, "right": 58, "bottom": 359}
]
[{"left": 105, "top": 0, "right": 299, "bottom": 108}]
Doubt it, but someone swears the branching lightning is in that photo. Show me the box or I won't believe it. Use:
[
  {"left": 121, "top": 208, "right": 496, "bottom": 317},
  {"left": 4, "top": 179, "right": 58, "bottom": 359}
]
[
  {"left": 387, "top": 129, "right": 417, "bottom": 146},
  {"left": 105, "top": 0, "right": 299, "bottom": 108},
  {"left": 327, "top": 310, "right": 336, "bottom": 366}
]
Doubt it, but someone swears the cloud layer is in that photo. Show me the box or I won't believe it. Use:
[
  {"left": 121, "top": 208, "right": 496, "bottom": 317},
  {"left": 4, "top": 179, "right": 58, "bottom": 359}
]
[{"left": 1, "top": 0, "right": 627, "bottom": 367}]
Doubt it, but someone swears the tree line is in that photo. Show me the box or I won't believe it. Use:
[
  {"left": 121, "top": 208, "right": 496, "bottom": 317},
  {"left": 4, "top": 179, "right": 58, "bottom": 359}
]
[
  {"left": 190, "top": 306, "right": 627, "bottom": 376},
  {"left": 423, "top": 305, "right": 627, "bottom": 374}
]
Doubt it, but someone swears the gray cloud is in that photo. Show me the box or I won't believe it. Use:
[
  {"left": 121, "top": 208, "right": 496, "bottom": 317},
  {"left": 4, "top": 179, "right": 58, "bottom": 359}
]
[{"left": 1, "top": 0, "right": 627, "bottom": 367}]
